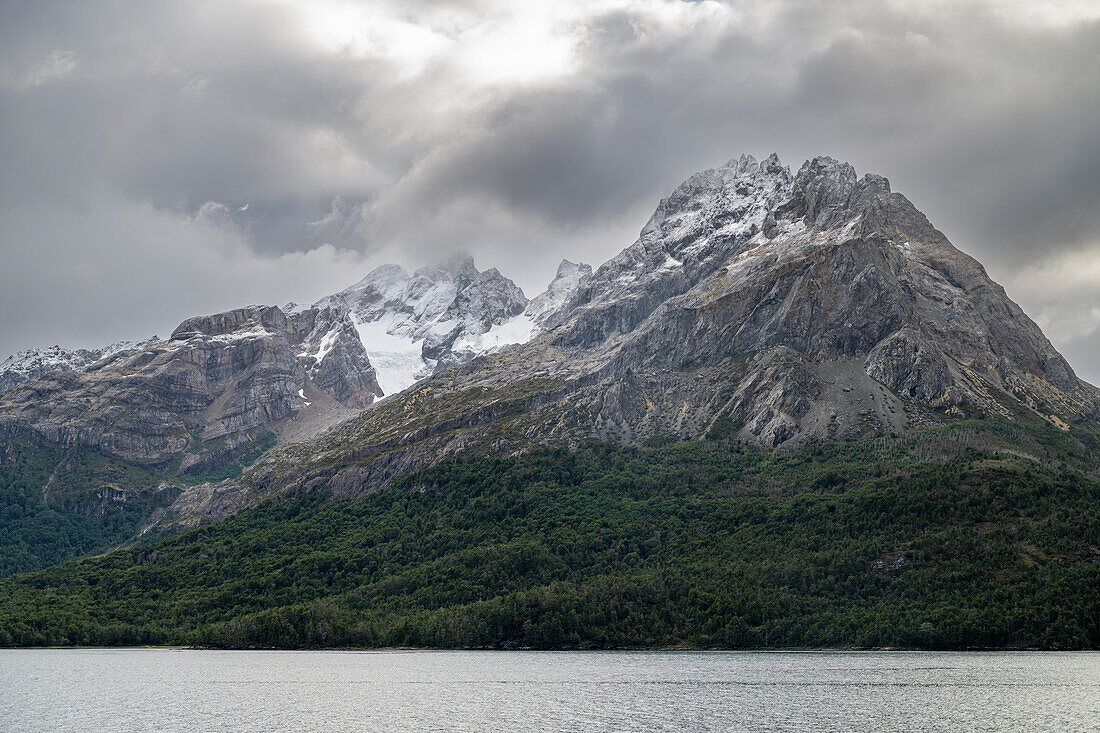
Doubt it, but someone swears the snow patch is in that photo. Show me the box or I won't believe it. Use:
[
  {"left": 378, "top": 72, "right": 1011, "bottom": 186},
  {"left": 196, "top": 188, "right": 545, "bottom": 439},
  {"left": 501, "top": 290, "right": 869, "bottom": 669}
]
[
  {"left": 210, "top": 325, "right": 271, "bottom": 343},
  {"left": 351, "top": 314, "right": 427, "bottom": 397},
  {"left": 312, "top": 328, "right": 340, "bottom": 365},
  {"left": 452, "top": 313, "right": 535, "bottom": 355}
]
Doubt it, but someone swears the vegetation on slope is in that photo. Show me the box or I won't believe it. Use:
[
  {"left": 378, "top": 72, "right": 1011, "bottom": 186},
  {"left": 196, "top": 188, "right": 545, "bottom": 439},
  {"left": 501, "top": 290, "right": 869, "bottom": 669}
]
[
  {"left": 0, "top": 429, "right": 282, "bottom": 578},
  {"left": 1, "top": 418, "right": 1096, "bottom": 649},
  {"left": 0, "top": 439, "right": 179, "bottom": 577}
]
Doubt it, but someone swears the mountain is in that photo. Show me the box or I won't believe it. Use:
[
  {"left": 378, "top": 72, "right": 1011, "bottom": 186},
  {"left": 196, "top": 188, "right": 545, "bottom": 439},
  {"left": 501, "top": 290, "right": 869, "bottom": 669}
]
[
  {"left": 0, "top": 255, "right": 569, "bottom": 568},
  {"left": 0, "top": 154, "right": 1098, "bottom": 649},
  {"left": 547, "top": 153, "right": 1098, "bottom": 444},
  {"left": 0, "top": 305, "right": 370, "bottom": 478},
  {"left": 184, "top": 153, "right": 1098, "bottom": 523},
  {"left": 0, "top": 337, "right": 158, "bottom": 394},
  {"left": 298, "top": 255, "right": 532, "bottom": 395},
  {"left": 0, "top": 256, "right": 543, "bottom": 478}
]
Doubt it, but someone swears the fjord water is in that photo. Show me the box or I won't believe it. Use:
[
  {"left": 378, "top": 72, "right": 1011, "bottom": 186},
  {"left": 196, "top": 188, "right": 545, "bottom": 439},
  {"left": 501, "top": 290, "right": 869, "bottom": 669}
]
[{"left": 1, "top": 650, "right": 1096, "bottom": 732}]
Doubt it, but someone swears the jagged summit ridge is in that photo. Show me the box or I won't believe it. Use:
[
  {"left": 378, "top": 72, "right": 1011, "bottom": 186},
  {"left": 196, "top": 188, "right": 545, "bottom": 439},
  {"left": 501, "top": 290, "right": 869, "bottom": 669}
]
[
  {"left": 302, "top": 254, "right": 531, "bottom": 395},
  {"left": 0, "top": 336, "right": 159, "bottom": 395},
  {"left": 555, "top": 153, "right": 792, "bottom": 348},
  {"left": 545, "top": 152, "right": 1096, "bottom": 444}
]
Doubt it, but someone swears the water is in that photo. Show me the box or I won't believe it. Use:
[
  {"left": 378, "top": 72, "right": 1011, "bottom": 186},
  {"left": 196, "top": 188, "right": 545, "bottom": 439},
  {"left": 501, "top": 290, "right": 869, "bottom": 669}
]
[{"left": 1, "top": 649, "right": 1096, "bottom": 731}]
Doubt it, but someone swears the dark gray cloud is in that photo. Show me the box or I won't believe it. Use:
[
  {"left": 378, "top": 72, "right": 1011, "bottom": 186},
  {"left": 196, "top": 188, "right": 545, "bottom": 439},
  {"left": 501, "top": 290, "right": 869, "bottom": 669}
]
[{"left": 1, "top": 0, "right": 1099, "bottom": 382}]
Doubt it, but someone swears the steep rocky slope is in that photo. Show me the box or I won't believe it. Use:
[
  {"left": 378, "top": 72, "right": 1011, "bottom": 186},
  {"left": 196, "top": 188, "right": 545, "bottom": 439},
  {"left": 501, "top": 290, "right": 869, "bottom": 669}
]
[
  {"left": 0, "top": 305, "right": 379, "bottom": 476},
  {"left": 576, "top": 154, "right": 1099, "bottom": 445}
]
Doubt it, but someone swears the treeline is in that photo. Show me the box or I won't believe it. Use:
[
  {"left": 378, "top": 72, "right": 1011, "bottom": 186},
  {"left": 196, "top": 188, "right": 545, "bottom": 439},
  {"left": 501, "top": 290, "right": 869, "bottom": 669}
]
[{"left": 0, "top": 432, "right": 1097, "bottom": 649}]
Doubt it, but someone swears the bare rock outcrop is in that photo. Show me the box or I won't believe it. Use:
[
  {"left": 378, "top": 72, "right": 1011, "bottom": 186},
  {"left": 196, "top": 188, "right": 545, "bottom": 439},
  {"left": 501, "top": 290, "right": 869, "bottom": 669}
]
[{"left": 0, "top": 304, "right": 381, "bottom": 474}]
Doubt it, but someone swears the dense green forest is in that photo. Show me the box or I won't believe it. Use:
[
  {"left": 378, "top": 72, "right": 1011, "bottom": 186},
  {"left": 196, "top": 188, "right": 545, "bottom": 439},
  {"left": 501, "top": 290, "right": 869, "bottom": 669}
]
[
  {"left": 1, "top": 420, "right": 1096, "bottom": 649},
  {"left": 0, "top": 439, "right": 179, "bottom": 577}
]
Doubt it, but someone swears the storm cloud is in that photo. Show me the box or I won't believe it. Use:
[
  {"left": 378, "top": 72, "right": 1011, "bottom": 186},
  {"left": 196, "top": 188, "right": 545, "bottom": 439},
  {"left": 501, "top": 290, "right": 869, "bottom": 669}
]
[{"left": 2, "top": 0, "right": 1099, "bottom": 381}]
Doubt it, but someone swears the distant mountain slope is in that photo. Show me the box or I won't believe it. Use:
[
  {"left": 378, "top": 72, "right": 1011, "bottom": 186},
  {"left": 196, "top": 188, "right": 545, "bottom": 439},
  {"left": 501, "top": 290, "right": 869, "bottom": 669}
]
[{"left": 0, "top": 337, "right": 158, "bottom": 395}]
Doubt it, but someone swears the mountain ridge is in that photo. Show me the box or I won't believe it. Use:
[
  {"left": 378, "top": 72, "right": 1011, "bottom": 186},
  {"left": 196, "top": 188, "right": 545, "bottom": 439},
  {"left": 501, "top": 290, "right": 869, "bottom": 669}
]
[
  {"left": 153, "top": 152, "right": 1099, "bottom": 526},
  {"left": 1, "top": 152, "right": 1098, "bottom": 546},
  {"left": 0, "top": 255, "right": 575, "bottom": 475},
  {"left": 0, "top": 337, "right": 160, "bottom": 395}
]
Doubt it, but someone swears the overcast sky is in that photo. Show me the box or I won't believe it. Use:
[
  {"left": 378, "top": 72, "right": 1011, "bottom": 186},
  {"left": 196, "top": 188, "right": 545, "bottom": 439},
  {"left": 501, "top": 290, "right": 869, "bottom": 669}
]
[{"left": 1, "top": 0, "right": 1099, "bottom": 381}]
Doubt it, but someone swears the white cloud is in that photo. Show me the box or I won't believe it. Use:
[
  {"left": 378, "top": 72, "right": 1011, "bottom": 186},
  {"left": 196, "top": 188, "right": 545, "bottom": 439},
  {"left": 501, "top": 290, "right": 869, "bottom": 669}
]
[
  {"left": 0, "top": 186, "right": 377, "bottom": 354},
  {"left": 21, "top": 49, "right": 78, "bottom": 89},
  {"left": 1009, "top": 245, "right": 1100, "bottom": 342}
]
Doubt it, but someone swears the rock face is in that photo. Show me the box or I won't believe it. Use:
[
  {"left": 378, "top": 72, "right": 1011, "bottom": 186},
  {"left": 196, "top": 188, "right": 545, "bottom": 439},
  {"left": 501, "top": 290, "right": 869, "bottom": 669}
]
[
  {"left": 0, "top": 305, "right": 381, "bottom": 474},
  {"left": 0, "top": 337, "right": 159, "bottom": 394}
]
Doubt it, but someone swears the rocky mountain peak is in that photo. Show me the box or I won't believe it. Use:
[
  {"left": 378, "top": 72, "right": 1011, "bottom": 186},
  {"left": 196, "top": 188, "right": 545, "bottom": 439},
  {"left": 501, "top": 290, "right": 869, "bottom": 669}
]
[
  {"left": 571, "top": 153, "right": 1097, "bottom": 444},
  {"left": 454, "top": 152, "right": 1097, "bottom": 448},
  {"left": 558, "top": 153, "right": 795, "bottom": 349},
  {"left": 791, "top": 155, "right": 859, "bottom": 227},
  {"left": 170, "top": 305, "right": 288, "bottom": 341},
  {"left": 307, "top": 255, "right": 531, "bottom": 395},
  {"left": 526, "top": 259, "right": 594, "bottom": 329},
  {"left": 639, "top": 152, "right": 791, "bottom": 246}
]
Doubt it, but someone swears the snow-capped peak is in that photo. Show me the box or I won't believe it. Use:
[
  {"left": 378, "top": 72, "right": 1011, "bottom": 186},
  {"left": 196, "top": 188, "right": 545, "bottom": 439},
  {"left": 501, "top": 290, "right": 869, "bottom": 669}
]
[
  {"left": 525, "top": 259, "right": 593, "bottom": 329},
  {"left": 303, "top": 255, "right": 531, "bottom": 397},
  {"left": 0, "top": 336, "right": 159, "bottom": 394}
]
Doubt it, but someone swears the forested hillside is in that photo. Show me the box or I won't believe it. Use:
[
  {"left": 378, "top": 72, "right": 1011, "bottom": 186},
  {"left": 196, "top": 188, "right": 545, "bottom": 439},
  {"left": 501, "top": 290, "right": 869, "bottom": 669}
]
[
  {"left": 2, "top": 418, "right": 1096, "bottom": 649},
  {"left": 0, "top": 439, "right": 179, "bottom": 577}
]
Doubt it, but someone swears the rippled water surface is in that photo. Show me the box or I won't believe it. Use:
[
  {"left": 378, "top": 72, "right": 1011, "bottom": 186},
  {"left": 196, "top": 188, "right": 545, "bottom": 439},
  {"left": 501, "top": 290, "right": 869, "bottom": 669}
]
[{"left": 1, "top": 649, "right": 1097, "bottom": 731}]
